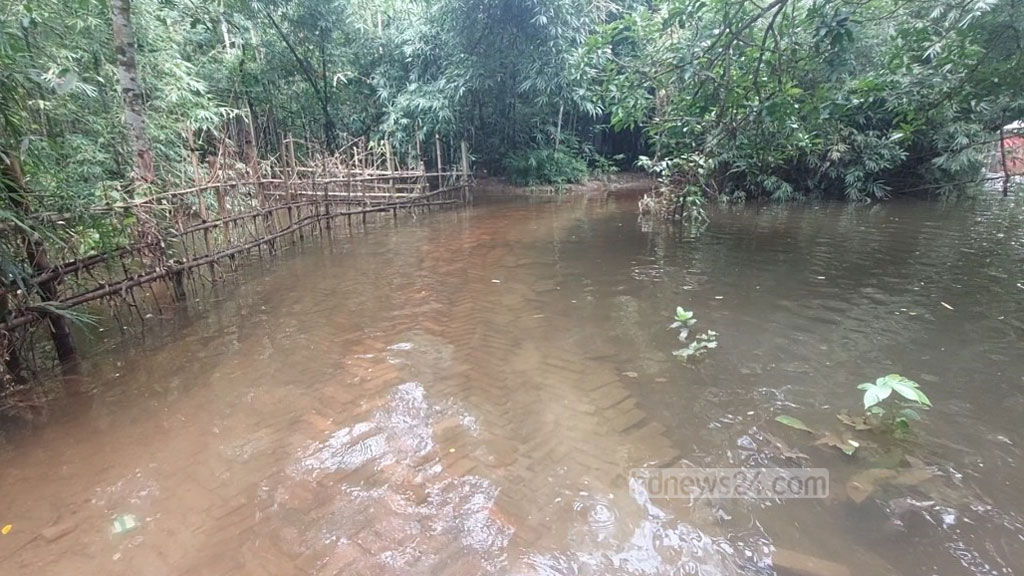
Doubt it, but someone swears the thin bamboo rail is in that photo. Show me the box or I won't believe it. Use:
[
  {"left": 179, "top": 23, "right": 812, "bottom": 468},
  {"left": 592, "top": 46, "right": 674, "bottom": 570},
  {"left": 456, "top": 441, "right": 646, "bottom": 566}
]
[{"left": 0, "top": 185, "right": 468, "bottom": 333}]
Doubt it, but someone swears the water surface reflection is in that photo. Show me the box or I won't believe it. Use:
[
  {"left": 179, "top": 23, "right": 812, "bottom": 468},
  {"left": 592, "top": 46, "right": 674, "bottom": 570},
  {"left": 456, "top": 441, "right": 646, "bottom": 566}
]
[{"left": 1, "top": 193, "right": 1022, "bottom": 576}]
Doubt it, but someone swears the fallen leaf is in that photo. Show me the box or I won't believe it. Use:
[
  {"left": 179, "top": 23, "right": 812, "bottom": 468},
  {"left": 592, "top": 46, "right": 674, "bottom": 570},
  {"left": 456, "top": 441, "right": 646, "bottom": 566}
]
[
  {"left": 837, "top": 413, "right": 872, "bottom": 431},
  {"left": 815, "top": 433, "right": 859, "bottom": 456},
  {"left": 1, "top": 524, "right": 11, "bottom": 535},
  {"left": 774, "top": 415, "right": 815, "bottom": 433}
]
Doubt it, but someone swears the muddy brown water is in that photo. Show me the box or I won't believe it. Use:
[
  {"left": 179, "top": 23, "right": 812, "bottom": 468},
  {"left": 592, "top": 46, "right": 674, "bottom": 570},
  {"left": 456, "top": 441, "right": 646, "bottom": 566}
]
[{"left": 1, "top": 191, "right": 1023, "bottom": 576}]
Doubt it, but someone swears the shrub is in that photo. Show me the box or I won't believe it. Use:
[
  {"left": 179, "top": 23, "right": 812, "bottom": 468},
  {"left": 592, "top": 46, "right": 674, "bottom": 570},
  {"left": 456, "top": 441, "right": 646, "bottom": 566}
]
[{"left": 503, "top": 147, "right": 588, "bottom": 186}]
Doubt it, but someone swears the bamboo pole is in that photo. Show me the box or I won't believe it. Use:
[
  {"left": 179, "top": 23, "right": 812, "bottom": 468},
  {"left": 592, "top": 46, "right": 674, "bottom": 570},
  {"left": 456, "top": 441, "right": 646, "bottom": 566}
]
[
  {"left": 286, "top": 133, "right": 300, "bottom": 244},
  {"left": 188, "top": 129, "right": 217, "bottom": 277},
  {"left": 385, "top": 139, "right": 395, "bottom": 201},
  {"left": 416, "top": 134, "right": 426, "bottom": 197},
  {"left": 460, "top": 139, "right": 471, "bottom": 202},
  {"left": 435, "top": 132, "right": 443, "bottom": 189},
  {"left": 248, "top": 113, "right": 276, "bottom": 253}
]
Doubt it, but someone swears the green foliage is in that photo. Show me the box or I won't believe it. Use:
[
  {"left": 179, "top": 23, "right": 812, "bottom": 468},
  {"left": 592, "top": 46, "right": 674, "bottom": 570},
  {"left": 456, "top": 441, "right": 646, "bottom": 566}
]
[
  {"left": 669, "top": 306, "right": 718, "bottom": 362},
  {"left": 637, "top": 155, "right": 710, "bottom": 224},
  {"left": 588, "top": 0, "right": 1024, "bottom": 202},
  {"left": 674, "top": 330, "right": 718, "bottom": 360},
  {"left": 774, "top": 374, "right": 931, "bottom": 456},
  {"left": 857, "top": 374, "right": 931, "bottom": 433},
  {"left": 3, "top": 0, "right": 1022, "bottom": 276},
  {"left": 669, "top": 306, "right": 695, "bottom": 328},
  {"left": 589, "top": 154, "right": 621, "bottom": 180},
  {"left": 503, "top": 148, "right": 588, "bottom": 186}
]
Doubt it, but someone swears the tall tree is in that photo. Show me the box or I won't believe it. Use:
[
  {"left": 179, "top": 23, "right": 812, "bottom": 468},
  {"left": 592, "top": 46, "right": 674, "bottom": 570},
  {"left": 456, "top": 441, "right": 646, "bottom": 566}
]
[{"left": 109, "top": 0, "right": 155, "bottom": 185}]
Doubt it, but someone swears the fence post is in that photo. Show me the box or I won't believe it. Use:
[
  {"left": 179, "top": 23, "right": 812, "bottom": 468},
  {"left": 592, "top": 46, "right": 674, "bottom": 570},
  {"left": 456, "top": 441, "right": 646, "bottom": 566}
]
[
  {"left": 385, "top": 138, "right": 395, "bottom": 202},
  {"left": 248, "top": 113, "right": 276, "bottom": 252},
  {"left": 435, "top": 132, "right": 444, "bottom": 190},
  {"left": 188, "top": 129, "right": 216, "bottom": 277},
  {"left": 286, "top": 133, "right": 302, "bottom": 243},
  {"left": 460, "top": 139, "right": 471, "bottom": 203},
  {"left": 211, "top": 144, "right": 231, "bottom": 248},
  {"left": 416, "top": 134, "right": 426, "bottom": 197}
]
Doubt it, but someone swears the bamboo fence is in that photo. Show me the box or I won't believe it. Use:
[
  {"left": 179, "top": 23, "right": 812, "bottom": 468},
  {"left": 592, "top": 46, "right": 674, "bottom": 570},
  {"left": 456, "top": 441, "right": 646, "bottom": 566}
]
[{"left": 0, "top": 136, "right": 472, "bottom": 380}]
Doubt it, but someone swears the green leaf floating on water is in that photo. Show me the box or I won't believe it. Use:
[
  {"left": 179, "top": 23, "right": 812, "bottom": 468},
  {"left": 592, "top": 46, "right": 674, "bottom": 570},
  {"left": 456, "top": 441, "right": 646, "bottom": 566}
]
[{"left": 774, "top": 415, "right": 814, "bottom": 433}]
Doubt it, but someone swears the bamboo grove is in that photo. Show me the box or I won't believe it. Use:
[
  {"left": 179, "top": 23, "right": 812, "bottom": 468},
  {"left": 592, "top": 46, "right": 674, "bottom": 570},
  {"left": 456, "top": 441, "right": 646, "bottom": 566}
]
[{"left": 2, "top": 0, "right": 1022, "bottom": 232}]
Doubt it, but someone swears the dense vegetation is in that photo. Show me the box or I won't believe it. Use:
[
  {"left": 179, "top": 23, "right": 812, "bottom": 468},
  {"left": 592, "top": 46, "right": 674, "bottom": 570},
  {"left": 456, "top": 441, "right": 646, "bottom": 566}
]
[
  {"left": 596, "top": 0, "right": 1024, "bottom": 205},
  {"left": 1, "top": 0, "right": 1021, "bottom": 253}
]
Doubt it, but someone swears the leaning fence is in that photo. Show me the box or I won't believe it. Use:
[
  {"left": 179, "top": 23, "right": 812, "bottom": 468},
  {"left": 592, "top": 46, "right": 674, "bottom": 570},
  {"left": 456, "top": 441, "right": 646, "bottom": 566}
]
[{"left": 0, "top": 136, "right": 473, "bottom": 383}]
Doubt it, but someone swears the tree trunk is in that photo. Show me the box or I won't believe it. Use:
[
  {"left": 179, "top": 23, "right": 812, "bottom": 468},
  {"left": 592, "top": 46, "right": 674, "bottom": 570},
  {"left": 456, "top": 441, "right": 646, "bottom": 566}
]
[
  {"left": 1, "top": 154, "right": 78, "bottom": 371},
  {"left": 319, "top": 36, "right": 337, "bottom": 153},
  {"left": 110, "top": 0, "right": 155, "bottom": 186}
]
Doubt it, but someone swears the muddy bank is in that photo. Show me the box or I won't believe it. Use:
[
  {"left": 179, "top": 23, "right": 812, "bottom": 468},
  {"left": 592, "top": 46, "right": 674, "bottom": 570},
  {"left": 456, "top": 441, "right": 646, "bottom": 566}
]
[{"left": 471, "top": 172, "right": 654, "bottom": 198}]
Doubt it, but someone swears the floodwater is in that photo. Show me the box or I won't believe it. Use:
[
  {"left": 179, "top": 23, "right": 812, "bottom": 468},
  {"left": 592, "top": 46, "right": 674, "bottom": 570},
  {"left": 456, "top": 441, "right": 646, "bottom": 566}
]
[{"left": 1, "top": 190, "right": 1023, "bottom": 576}]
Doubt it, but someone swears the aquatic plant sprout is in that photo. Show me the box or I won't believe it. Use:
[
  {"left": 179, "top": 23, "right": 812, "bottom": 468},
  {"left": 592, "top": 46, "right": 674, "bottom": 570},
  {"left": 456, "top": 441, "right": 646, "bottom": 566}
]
[
  {"left": 670, "top": 307, "right": 717, "bottom": 362},
  {"left": 858, "top": 374, "right": 931, "bottom": 432}
]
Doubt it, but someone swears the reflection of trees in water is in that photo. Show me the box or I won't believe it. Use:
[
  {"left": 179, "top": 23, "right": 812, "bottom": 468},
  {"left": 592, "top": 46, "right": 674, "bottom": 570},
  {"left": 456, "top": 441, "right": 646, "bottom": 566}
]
[{"left": 610, "top": 200, "right": 1024, "bottom": 575}]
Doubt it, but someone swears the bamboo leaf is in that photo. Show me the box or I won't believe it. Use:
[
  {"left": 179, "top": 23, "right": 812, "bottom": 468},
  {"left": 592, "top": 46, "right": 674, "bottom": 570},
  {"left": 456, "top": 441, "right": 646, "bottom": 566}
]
[{"left": 775, "top": 415, "right": 814, "bottom": 433}]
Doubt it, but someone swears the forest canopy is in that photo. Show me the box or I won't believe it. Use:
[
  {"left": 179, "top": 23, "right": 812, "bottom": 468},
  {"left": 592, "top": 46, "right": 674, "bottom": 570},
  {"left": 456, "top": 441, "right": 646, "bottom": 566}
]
[{"left": 1, "top": 0, "right": 1022, "bottom": 238}]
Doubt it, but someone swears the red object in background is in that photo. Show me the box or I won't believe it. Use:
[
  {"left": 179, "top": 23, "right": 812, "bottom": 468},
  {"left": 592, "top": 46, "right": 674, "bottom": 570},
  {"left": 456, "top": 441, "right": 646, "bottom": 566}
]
[{"left": 1003, "top": 134, "right": 1024, "bottom": 174}]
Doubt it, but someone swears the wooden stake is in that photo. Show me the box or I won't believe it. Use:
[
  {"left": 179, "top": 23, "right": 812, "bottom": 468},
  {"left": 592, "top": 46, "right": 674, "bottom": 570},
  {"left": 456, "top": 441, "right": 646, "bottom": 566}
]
[
  {"left": 188, "top": 128, "right": 216, "bottom": 276},
  {"left": 385, "top": 139, "right": 395, "bottom": 200},
  {"left": 286, "top": 133, "right": 299, "bottom": 244},
  {"left": 460, "top": 139, "right": 471, "bottom": 202},
  {"left": 435, "top": 132, "right": 443, "bottom": 189},
  {"left": 248, "top": 113, "right": 277, "bottom": 253},
  {"left": 416, "top": 133, "right": 426, "bottom": 196}
]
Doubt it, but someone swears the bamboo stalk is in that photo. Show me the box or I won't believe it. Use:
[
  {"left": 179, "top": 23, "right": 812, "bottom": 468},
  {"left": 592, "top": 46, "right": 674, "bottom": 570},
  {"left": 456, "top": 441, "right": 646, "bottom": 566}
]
[
  {"left": 435, "top": 132, "right": 443, "bottom": 189},
  {"left": 188, "top": 128, "right": 217, "bottom": 277}
]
